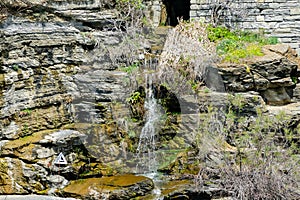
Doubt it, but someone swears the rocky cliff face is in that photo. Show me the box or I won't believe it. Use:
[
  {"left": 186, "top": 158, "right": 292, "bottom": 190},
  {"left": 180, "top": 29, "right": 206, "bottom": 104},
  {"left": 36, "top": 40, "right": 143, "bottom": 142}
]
[
  {"left": 0, "top": 21, "right": 79, "bottom": 138},
  {"left": 0, "top": 1, "right": 299, "bottom": 199},
  {"left": 0, "top": 0, "right": 133, "bottom": 195}
]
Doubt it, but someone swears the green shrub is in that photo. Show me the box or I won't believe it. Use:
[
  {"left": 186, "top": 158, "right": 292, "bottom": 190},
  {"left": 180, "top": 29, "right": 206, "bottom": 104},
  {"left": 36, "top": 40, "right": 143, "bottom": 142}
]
[
  {"left": 267, "top": 36, "right": 279, "bottom": 44},
  {"left": 222, "top": 43, "right": 264, "bottom": 63},
  {"left": 216, "top": 39, "right": 241, "bottom": 54},
  {"left": 207, "top": 26, "right": 237, "bottom": 42},
  {"left": 207, "top": 26, "right": 278, "bottom": 63}
]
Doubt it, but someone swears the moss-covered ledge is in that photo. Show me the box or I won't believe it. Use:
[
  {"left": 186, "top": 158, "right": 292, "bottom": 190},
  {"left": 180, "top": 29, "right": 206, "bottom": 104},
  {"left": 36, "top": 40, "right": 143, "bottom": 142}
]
[{"left": 63, "top": 174, "right": 154, "bottom": 199}]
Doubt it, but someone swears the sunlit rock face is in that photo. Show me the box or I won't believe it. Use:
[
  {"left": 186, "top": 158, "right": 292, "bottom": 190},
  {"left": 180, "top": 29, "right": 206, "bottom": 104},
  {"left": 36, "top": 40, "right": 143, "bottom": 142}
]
[
  {"left": 0, "top": 0, "right": 130, "bottom": 139},
  {"left": 216, "top": 44, "right": 299, "bottom": 105},
  {"left": 0, "top": 21, "right": 82, "bottom": 138},
  {"left": 0, "top": 0, "right": 131, "bottom": 195}
]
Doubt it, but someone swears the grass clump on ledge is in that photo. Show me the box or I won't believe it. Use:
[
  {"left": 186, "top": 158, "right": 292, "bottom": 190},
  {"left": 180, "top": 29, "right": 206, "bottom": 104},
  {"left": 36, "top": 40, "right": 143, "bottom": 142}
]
[{"left": 207, "top": 26, "right": 278, "bottom": 63}]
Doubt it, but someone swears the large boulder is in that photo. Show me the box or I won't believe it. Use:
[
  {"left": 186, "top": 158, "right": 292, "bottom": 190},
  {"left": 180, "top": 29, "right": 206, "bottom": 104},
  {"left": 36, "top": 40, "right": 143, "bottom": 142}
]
[{"left": 216, "top": 44, "right": 298, "bottom": 105}]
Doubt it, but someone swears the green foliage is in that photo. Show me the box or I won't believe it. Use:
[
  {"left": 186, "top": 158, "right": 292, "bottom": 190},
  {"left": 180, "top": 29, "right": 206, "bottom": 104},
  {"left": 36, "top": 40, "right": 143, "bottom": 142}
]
[
  {"left": 187, "top": 80, "right": 200, "bottom": 92},
  {"left": 128, "top": 130, "right": 136, "bottom": 139},
  {"left": 216, "top": 39, "right": 240, "bottom": 54},
  {"left": 207, "top": 26, "right": 237, "bottom": 42},
  {"left": 12, "top": 64, "right": 19, "bottom": 71},
  {"left": 126, "top": 89, "right": 145, "bottom": 120},
  {"left": 217, "top": 40, "right": 264, "bottom": 63},
  {"left": 207, "top": 25, "right": 279, "bottom": 63},
  {"left": 120, "top": 62, "right": 139, "bottom": 74},
  {"left": 267, "top": 36, "right": 279, "bottom": 44},
  {"left": 203, "top": 87, "right": 210, "bottom": 93},
  {"left": 19, "top": 108, "right": 32, "bottom": 117},
  {"left": 207, "top": 25, "right": 278, "bottom": 45},
  {"left": 23, "top": 108, "right": 32, "bottom": 115},
  {"left": 291, "top": 76, "right": 298, "bottom": 84},
  {"left": 126, "top": 91, "right": 142, "bottom": 104}
]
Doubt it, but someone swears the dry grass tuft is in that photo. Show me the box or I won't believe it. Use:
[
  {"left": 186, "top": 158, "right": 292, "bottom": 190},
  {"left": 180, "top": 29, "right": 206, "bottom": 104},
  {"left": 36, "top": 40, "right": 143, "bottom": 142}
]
[{"left": 159, "top": 20, "right": 217, "bottom": 90}]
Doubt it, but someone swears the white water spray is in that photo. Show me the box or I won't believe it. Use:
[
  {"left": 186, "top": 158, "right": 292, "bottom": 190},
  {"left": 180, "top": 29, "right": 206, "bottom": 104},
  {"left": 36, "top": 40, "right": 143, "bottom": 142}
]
[{"left": 136, "top": 74, "right": 163, "bottom": 175}]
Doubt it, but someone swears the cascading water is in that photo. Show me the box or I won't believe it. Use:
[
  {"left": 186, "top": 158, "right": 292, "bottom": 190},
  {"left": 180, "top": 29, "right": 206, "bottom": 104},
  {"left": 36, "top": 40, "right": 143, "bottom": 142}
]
[{"left": 136, "top": 77, "right": 163, "bottom": 175}]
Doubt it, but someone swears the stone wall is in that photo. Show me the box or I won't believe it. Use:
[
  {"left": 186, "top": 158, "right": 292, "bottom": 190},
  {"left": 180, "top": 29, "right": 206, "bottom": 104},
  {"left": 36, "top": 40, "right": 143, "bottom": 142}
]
[{"left": 190, "top": 0, "right": 300, "bottom": 54}]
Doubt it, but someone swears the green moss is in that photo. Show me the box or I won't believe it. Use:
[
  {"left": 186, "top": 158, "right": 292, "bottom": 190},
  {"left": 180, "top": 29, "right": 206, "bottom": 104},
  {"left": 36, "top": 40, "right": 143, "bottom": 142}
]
[
  {"left": 63, "top": 175, "right": 151, "bottom": 197},
  {"left": 161, "top": 180, "right": 192, "bottom": 196},
  {"left": 3, "top": 129, "right": 54, "bottom": 149},
  {"left": 36, "top": 189, "right": 50, "bottom": 195}
]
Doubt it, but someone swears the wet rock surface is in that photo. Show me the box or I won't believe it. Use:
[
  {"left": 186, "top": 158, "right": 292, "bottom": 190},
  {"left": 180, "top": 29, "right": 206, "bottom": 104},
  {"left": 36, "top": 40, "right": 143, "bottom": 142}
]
[{"left": 63, "top": 174, "right": 154, "bottom": 199}]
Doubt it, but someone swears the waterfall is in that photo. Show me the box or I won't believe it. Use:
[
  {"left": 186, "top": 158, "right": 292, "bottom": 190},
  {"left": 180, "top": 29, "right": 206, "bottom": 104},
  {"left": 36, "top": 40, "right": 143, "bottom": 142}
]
[{"left": 136, "top": 74, "right": 163, "bottom": 175}]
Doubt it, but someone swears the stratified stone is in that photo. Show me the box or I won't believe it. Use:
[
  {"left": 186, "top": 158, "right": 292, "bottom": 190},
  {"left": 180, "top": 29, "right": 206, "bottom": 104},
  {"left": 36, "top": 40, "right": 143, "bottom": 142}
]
[
  {"left": 216, "top": 44, "right": 298, "bottom": 105},
  {"left": 261, "top": 87, "right": 292, "bottom": 105}
]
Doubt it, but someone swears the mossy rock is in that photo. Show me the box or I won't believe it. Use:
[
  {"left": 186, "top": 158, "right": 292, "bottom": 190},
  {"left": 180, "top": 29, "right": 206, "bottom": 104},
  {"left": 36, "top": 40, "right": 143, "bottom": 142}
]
[
  {"left": 77, "top": 162, "right": 116, "bottom": 178},
  {"left": 158, "top": 151, "right": 200, "bottom": 175},
  {"left": 160, "top": 179, "right": 192, "bottom": 197},
  {"left": 63, "top": 174, "right": 154, "bottom": 199},
  {"left": 2, "top": 129, "right": 53, "bottom": 151}
]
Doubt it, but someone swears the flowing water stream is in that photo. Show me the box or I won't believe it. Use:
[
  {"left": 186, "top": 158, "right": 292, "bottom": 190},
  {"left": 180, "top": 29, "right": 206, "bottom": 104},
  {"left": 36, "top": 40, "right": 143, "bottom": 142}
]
[
  {"left": 135, "top": 72, "right": 164, "bottom": 199},
  {"left": 136, "top": 73, "right": 162, "bottom": 175}
]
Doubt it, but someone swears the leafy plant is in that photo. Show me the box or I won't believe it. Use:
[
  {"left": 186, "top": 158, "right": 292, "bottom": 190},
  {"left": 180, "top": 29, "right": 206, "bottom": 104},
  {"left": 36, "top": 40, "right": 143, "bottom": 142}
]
[
  {"left": 291, "top": 76, "right": 298, "bottom": 84},
  {"left": 128, "top": 130, "right": 136, "bottom": 139},
  {"left": 119, "top": 62, "right": 140, "bottom": 74},
  {"left": 267, "top": 36, "right": 279, "bottom": 44},
  {"left": 12, "top": 64, "right": 19, "bottom": 71},
  {"left": 207, "top": 25, "right": 278, "bottom": 63},
  {"left": 216, "top": 39, "right": 241, "bottom": 54},
  {"left": 222, "top": 43, "right": 264, "bottom": 63},
  {"left": 126, "top": 89, "right": 145, "bottom": 120},
  {"left": 23, "top": 108, "right": 32, "bottom": 115},
  {"left": 207, "top": 26, "right": 237, "bottom": 42},
  {"left": 126, "top": 91, "right": 142, "bottom": 104}
]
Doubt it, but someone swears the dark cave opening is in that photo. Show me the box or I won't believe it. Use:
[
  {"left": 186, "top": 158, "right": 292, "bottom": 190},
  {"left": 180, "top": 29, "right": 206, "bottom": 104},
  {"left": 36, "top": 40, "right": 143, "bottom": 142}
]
[{"left": 161, "top": 0, "right": 191, "bottom": 26}]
